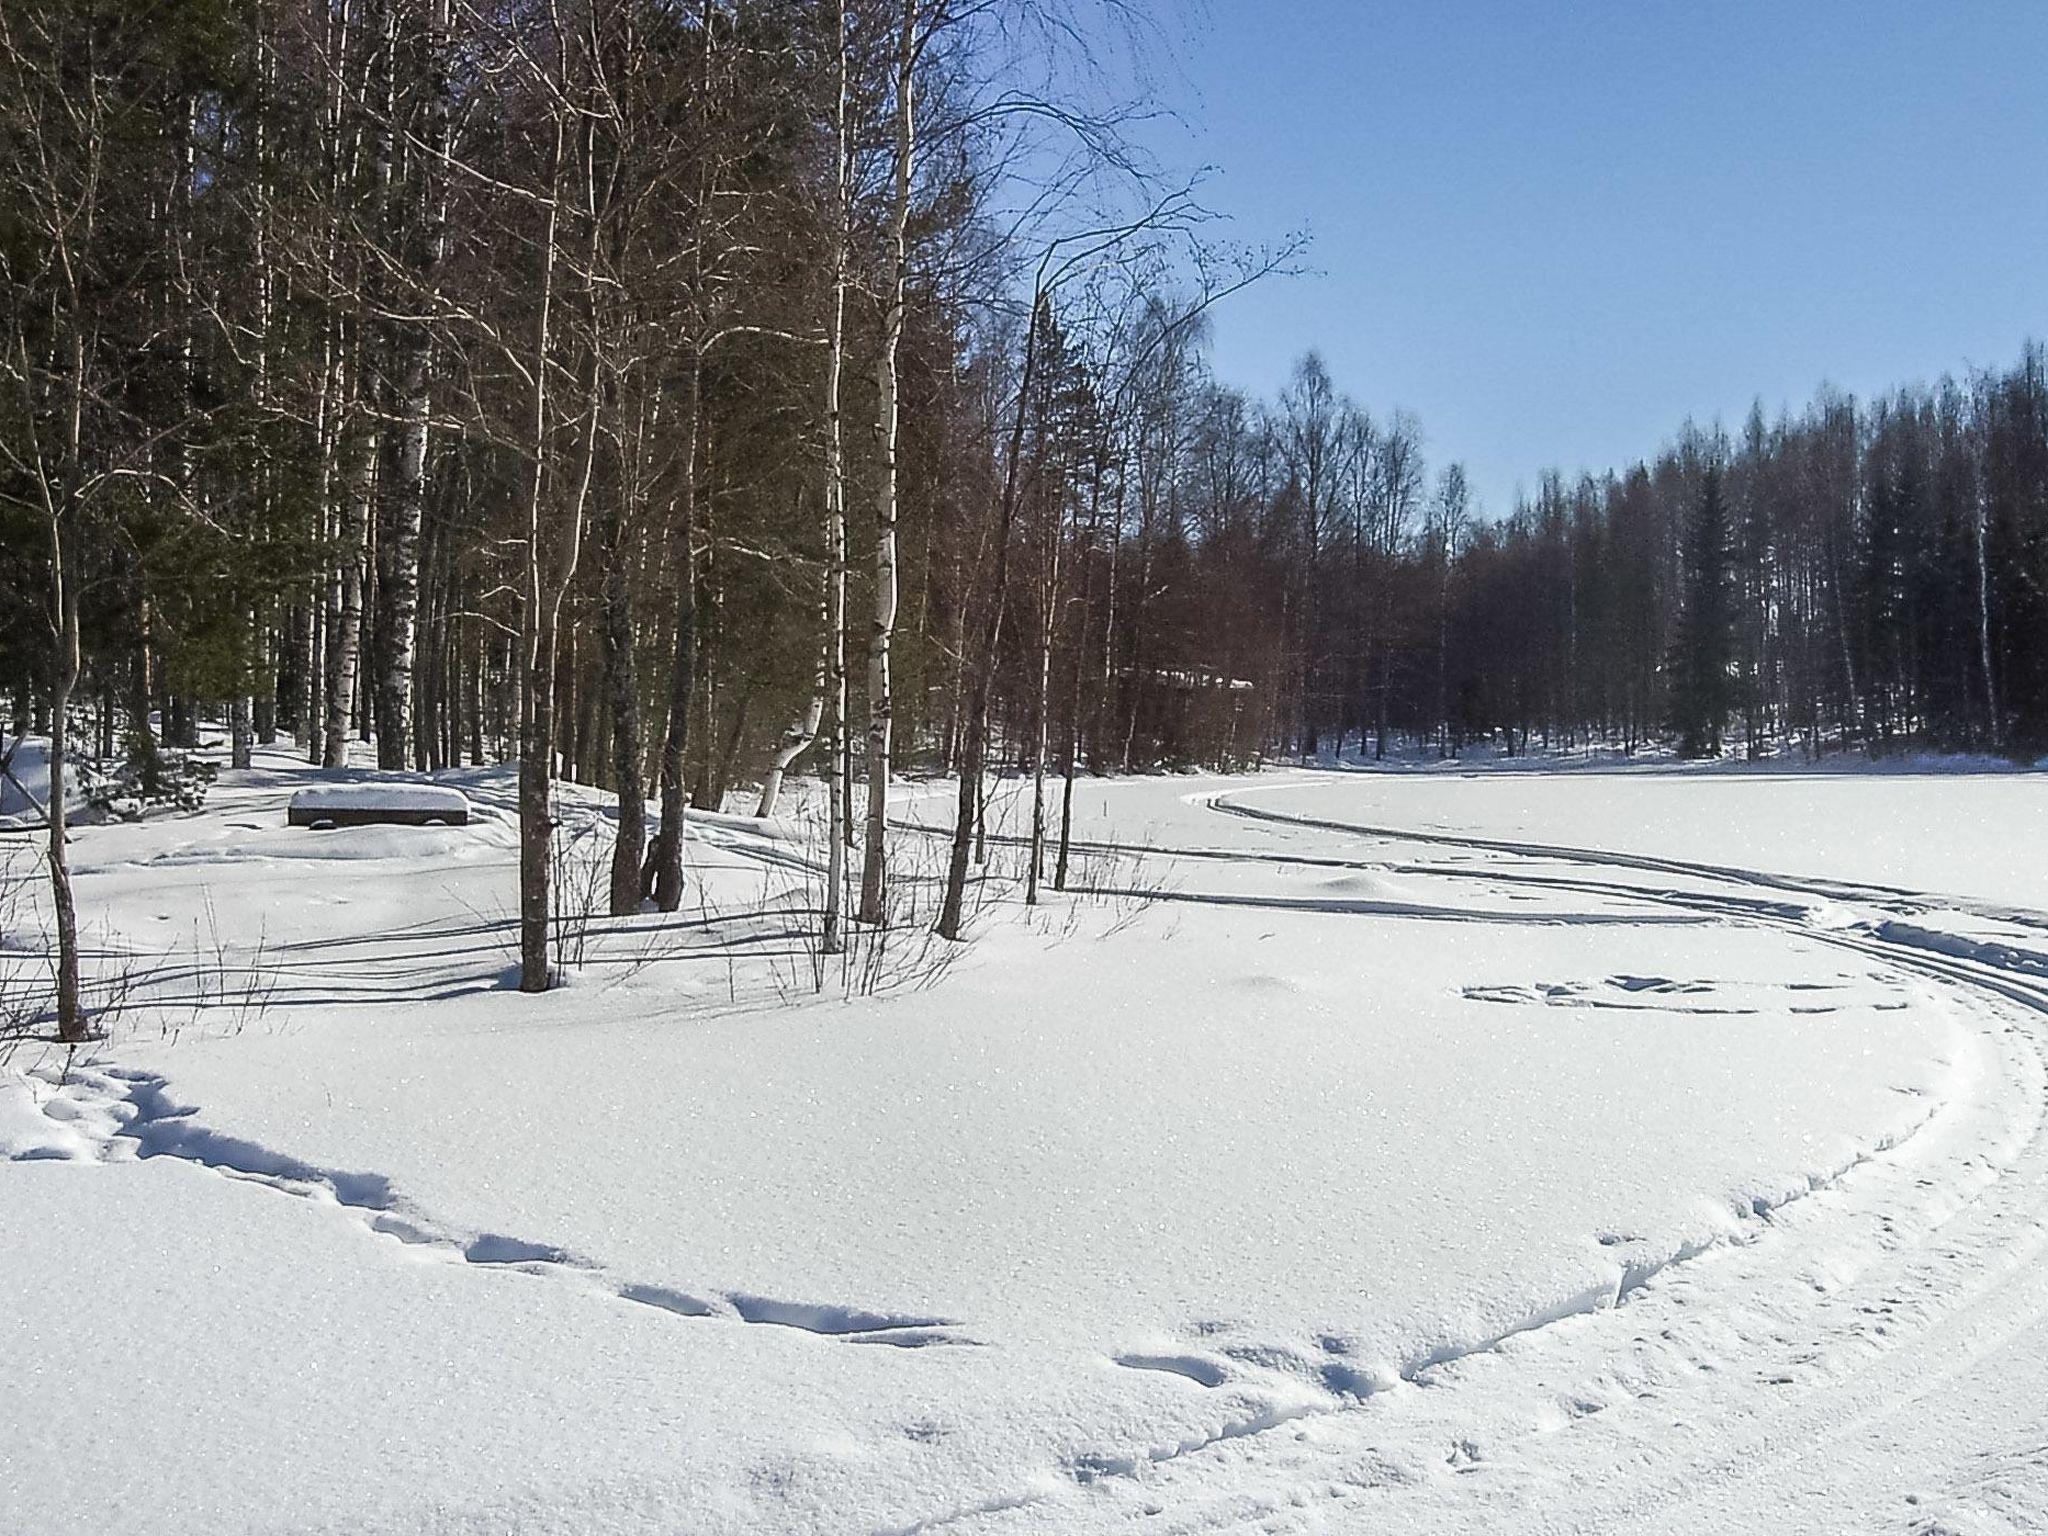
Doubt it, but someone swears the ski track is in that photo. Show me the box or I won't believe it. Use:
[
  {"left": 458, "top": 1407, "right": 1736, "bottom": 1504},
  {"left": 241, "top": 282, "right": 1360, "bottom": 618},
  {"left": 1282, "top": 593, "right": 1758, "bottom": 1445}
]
[
  {"left": 1077, "top": 782, "right": 2048, "bottom": 1536},
  {"left": 886, "top": 781, "right": 2048, "bottom": 1532},
  {"left": 15, "top": 776, "right": 2048, "bottom": 1533}
]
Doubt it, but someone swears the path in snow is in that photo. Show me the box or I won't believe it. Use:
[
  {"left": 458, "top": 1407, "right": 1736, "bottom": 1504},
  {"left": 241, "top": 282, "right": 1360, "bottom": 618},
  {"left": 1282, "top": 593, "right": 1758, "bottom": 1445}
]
[
  {"left": 971, "top": 780, "right": 2048, "bottom": 1535},
  {"left": 5, "top": 759, "right": 2046, "bottom": 1533}
]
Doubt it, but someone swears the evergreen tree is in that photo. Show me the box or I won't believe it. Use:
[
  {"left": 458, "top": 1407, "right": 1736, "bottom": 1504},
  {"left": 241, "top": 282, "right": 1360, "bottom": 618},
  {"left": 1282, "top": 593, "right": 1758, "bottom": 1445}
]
[{"left": 1671, "top": 465, "right": 1734, "bottom": 758}]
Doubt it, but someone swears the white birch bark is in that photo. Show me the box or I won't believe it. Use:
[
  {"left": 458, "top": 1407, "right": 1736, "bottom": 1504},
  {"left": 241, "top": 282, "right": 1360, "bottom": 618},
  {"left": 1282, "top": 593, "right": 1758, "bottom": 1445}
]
[
  {"left": 859, "top": 0, "right": 916, "bottom": 926},
  {"left": 377, "top": 0, "right": 452, "bottom": 769},
  {"left": 820, "top": 0, "right": 852, "bottom": 954},
  {"left": 758, "top": 604, "right": 826, "bottom": 819},
  {"left": 1975, "top": 477, "right": 2000, "bottom": 746},
  {"left": 323, "top": 365, "right": 375, "bottom": 768}
]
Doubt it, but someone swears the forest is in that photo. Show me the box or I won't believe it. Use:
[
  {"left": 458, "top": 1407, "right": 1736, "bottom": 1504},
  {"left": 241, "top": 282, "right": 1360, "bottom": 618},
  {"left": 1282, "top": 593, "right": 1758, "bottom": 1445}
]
[
  {"left": 6, "top": 0, "right": 2048, "bottom": 1013},
  {"left": 12, "top": 9, "right": 2048, "bottom": 1529}
]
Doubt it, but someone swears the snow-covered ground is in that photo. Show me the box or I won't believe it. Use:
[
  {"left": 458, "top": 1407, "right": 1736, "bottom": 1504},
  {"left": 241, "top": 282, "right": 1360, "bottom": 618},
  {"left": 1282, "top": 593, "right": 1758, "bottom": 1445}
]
[{"left": 5, "top": 748, "right": 2047, "bottom": 1533}]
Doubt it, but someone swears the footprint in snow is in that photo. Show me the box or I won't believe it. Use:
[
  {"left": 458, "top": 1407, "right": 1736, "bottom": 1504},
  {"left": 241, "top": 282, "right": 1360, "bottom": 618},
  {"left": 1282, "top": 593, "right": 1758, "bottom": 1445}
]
[{"left": 1113, "top": 1352, "right": 1229, "bottom": 1388}]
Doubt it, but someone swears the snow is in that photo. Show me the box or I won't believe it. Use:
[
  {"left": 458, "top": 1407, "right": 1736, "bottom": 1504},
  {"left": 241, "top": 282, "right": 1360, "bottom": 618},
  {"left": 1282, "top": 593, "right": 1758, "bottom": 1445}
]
[
  {"left": 5, "top": 746, "right": 2048, "bottom": 1532},
  {"left": 0, "top": 1159, "right": 1148, "bottom": 1535},
  {"left": 1281, "top": 756, "right": 2048, "bottom": 909},
  {"left": 287, "top": 781, "right": 474, "bottom": 816}
]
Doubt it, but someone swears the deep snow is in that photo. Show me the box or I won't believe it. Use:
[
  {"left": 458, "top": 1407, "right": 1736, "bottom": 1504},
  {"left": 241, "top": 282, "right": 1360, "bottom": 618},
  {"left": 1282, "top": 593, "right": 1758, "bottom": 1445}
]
[{"left": 4, "top": 748, "right": 2047, "bottom": 1533}]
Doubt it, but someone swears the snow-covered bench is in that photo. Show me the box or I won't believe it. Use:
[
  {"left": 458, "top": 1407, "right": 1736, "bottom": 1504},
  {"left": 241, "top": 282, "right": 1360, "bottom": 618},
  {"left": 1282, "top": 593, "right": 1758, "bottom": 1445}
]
[{"left": 287, "top": 783, "right": 471, "bottom": 829}]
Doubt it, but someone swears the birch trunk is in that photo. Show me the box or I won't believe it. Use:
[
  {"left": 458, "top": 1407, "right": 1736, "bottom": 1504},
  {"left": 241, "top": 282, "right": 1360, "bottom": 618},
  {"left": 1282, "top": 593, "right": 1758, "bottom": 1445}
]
[
  {"left": 1975, "top": 483, "right": 2000, "bottom": 746},
  {"left": 859, "top": 0, "right": 916, "bottom": 926},
  {"left": 300, "top": 589, "right": 322, "bottom": 759},
  {"left": 820, "top": 8, "right": 852, "bottom": 951},
  {"left": 305, "top": 0, "right": 350, "bottom": 761},
  {"left": 44, "top": 345, "right": 85, "bottom": 1042},
  {"left": 325, "top": 1, "right": 387, "bottom": 768},
  {"left": 376, "top": 0, "right": 451, "bottom": 770},
  {"left": 49, "top": 563, "right": 83, "bottom": 1042},
  {"left": 323, "top": 380, "right": 374, "bottom": 768},
  {"left": 245, "top": 3, "right": 275, "bottom": 770},
  {"left": 231, "top": 693, "right": 254, "bottom": 769},
  {"left": 758, "top": 601, "right": 826, "bottom": 819}
]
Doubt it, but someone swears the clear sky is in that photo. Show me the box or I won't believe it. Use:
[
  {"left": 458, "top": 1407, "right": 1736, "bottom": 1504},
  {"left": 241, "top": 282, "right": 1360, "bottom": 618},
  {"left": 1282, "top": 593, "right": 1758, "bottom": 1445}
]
[{"left": 1153, "top": 0, "right": 2048, "bottom": 515}]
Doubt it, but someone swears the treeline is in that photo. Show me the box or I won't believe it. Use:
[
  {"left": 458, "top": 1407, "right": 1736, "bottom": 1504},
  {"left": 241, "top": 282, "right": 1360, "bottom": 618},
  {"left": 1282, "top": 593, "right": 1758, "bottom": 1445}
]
[
  {"left": 1421, "top": 358, "right": 2048, "bottom": 762},
  {"left": 983, "top": 340, "right": 2048, "bottom": 775},
  {"left": 7, "top": 0, "right": 2046, "bottom": 1034}
]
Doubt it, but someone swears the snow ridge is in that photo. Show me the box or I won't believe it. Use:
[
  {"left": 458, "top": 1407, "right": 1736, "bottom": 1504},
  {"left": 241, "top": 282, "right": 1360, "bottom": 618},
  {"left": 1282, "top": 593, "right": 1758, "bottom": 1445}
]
[{"left": 8, "top": 1061, "right": 970, "bottom": 1348}]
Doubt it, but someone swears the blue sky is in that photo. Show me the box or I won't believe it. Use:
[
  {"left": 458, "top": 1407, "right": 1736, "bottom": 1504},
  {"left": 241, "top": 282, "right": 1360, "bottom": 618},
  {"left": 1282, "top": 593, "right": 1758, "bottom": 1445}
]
[{"left": 1150, "top": 0, "right": 2048, "bottom": 514}]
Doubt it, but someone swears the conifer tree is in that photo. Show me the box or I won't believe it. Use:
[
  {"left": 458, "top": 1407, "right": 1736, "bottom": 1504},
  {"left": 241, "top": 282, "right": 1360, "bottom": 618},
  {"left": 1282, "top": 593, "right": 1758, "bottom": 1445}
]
[{"left": 1671, "top": 465, "right": 1734, "bottom": 758}]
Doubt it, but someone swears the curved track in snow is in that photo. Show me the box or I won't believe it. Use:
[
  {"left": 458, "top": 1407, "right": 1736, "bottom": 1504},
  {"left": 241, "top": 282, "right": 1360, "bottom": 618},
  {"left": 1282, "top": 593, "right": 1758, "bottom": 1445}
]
[
  {"left": 1207, "top": 785, "right": 2048, "bottom": 1018},
  {"left": 1084, "top": 779, "right": 2048, "bottom": 1536},
  {"left": 13, "top": 765, "right": 2046, "bottom": 1535}
]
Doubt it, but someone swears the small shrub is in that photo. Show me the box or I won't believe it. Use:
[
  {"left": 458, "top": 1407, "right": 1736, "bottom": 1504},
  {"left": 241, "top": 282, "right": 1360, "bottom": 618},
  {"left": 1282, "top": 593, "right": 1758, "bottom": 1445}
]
[{"left": 77, "top": 738, "right": 217, "bottom": 820}]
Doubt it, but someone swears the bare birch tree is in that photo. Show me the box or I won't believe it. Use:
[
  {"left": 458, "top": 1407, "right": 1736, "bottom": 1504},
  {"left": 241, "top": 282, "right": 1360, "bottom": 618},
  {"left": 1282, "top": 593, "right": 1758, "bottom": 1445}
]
[{"left": 855, "top": 0, "right": 919, "bottom": 925}]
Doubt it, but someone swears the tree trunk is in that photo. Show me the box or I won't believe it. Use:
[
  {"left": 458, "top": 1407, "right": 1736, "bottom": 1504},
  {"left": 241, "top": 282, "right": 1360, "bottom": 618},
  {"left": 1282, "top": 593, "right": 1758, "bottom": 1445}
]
[
  {"left": 859, "top": 0, "right": 916, "bottom": 926},
  {"left": 376, "top": 3, "right": 449, "bottom": 770},
  {"left": 1054, "top": 476, "right": 1100, "bottom": 892},
  {"left": 644, "top": 351, "right": 700, "bottom": 913},
  {"left": 938, "top": 274, "right": 1044, "bottom": 940},
  {"left": 597, "top": 473, "right": 645, "bottom": 913},
  {"left": 1025, "top": 504, "right": 1061, "bottom": 904},
  {"left": 323, "top": 386, "right": 375, "bottom": 768},
  {"left": 758, "top": 600, "right": 826, "bottom": 819},
  {"left": 517, "top": 113, "right": 575, "bottom": 993},
  {"left": 47, "top": 511, "right": 85, "bottom": 1043},
  {"left": 1975, "top": 484, "right": 2000, "bottom": 746},
  {"left": 231, "top": 693, "right": 254, "bottom": 769},
  {"left": 818, "top": 10, "right": 852, "bottom": 951},
  {"left": 301, "top": 593, "right": 323, "bottom": 759},
  {"left": 708, "top": 684, "right": 753, "bottom": 811},
  {"left": 938, "top": 665, "right": 990, "bottom": 942}
]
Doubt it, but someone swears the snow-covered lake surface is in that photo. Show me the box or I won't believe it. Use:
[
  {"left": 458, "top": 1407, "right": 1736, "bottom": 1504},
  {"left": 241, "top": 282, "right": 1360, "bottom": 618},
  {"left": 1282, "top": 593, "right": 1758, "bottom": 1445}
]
[
  {"left": 1268, "top": 758, "right": 2048, "bottom": 910},
  {"left": 6, "top": 749, "right": 2048, "bottom": 1533}
]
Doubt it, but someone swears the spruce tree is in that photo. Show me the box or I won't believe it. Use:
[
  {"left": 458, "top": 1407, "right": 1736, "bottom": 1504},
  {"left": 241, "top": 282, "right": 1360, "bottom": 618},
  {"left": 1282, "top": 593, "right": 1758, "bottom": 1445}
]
[{"left": 1671, "top": 465, "right": 1734, "bottom": 757}]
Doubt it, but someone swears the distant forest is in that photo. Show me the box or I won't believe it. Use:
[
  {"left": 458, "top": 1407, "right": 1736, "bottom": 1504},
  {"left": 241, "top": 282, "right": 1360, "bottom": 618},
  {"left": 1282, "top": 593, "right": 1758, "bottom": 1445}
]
[{"left": 6, "top": 0, "right": 2047, "bottom": 1008}]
